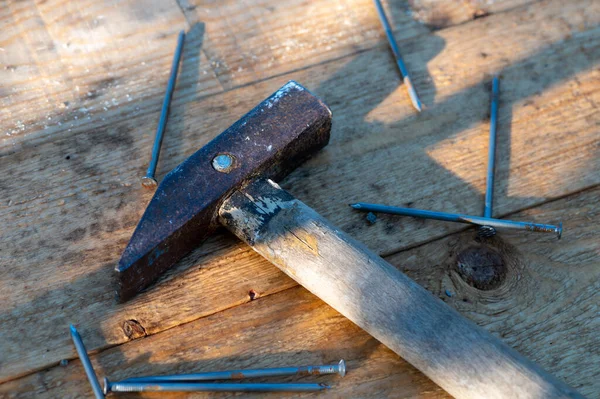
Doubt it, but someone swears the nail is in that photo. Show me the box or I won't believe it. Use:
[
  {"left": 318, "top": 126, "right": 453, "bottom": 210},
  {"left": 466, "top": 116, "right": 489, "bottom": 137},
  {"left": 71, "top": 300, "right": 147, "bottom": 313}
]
[
  {"left": 350, "top": 203, "right": 562, "bottom": 239},
  {"left": 70, "top": 325, "right": 104, "bottom": 399},
  {"left": 484, "top": 76, "right": 500, "bottom": 219},
  {"left": 481, "top": 76, "right": 500, "bottom": 236},
  {"left": 104, "top": 378, "right": 330, "bottom": 393},
  {"left": 372, "top": 0, "right": 422, "bottom": 112},
  {"left": 142, "top": 30, "right": 186, "bottom": 189},
  {"left": 121, "top": 359, "right": 346, "bottom": 383}
]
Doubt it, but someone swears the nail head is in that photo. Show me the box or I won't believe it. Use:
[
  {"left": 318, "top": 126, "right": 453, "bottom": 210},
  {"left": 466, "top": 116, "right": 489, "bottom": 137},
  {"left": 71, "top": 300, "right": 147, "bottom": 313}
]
[
  {"left": 141, "top": 176, "right": 158, "bottom": 189},
  {"left": 103, "top": 377, "right": 110, "bottom": 395},
  {"left": 338, "top": 359, "right": 346, "bottom": 377}
]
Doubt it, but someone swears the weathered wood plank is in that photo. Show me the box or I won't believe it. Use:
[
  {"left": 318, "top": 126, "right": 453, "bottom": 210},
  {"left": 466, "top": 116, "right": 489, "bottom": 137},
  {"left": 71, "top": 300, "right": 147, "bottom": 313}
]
[
  {"left": 2, "top": 185, "right": 598, "bottom": 397},
  {"left": 1, "top": 0, "right": 598, "bottom": 383},
  {"left": 177, "top": 0, "right": 536, "bottom": 90},
  {"left": 177, "top": 0, "right": 428, "bottom": 90},
  {"left": 0, "top": 287, "right": 449, "bottom": 399},
  {"left": 220, "top": 179, "right": 581, "bottom": 399},
  {"left": 0, "top": 0, "right": 221, "bottom": 152},
  {"left": 1, "top": 0, "right": 536, "bottom": 151},
  {"left": 406, "top": 0, "right": 533, "bottom": 29},
  {"left": 384, "top": 186, "right": 600, "bottom": 397}
]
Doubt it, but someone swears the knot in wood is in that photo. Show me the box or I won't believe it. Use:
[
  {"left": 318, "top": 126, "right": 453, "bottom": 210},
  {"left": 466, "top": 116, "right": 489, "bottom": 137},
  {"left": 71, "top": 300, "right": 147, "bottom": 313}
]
[
  {"left": 123, "top": 319, "right": 147, "bottom": 339},
  {"left": 455, "top": 246, "right": 506, "bottom": 290}
]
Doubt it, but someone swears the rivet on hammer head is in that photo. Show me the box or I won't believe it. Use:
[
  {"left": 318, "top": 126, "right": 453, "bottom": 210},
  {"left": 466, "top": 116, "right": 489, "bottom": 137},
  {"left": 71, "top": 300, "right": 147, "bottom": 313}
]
[{"left": 212, "top": 153, "right": 236, "bottom": 173}]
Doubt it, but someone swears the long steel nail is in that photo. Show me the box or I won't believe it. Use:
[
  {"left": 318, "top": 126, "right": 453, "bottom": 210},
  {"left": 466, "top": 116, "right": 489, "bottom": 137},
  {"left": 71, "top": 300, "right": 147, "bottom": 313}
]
[
  {"left": 70, "top": 325, "right": 104, "bottom": 399},
  {"left": 142, "top": 30, "right": 186, "bottom": 189},
  {"left": 484, "top": 76, "right": 500, "bottom": 219},
  {"left": 350, "top": 203, "right": 562, "bottom": 238},
  {"left": 122, "top": 359, "right": 346, "bottom": 383},
  {"left": 373, "top": 0, "right": 422, "bottom": 112},
  {"left": 104, "top": 378, "right": 330, "bottom": 393},
  {"left": 480, "top": 76, "right": 500, "bottom": 236}
]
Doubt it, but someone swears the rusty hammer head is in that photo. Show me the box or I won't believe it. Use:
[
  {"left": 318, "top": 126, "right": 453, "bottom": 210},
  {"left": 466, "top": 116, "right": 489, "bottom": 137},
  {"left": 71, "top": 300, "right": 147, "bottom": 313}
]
[{"left": 116, "top": 81, "right": 332, "bottom": 301}]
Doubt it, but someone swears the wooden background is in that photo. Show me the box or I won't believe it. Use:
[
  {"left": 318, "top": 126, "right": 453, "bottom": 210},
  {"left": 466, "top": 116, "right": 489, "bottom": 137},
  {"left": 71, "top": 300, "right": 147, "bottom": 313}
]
[{"left": 1, "top": 0, "right": 598, "bottom": 397}]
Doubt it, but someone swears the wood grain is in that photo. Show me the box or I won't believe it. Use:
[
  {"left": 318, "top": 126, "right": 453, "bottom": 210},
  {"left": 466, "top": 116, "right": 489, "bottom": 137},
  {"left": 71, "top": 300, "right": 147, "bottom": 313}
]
[
  {"left": 219, "top": 178, "right": 582, "bottom": 399},
  {"left": 384, "top": 188, "right": 600, "bottom": 397},
  {"left": 177, "top": 0, "right": 536, "bottom": 90},
  {"left": 0, "top": 287, "right": 448, "bottom": 399},
  {"left": 177, "top": 0, "right": 428, "bottom": 90},
  {"left": 0, "top": 0, "right": 220, "bottom": 152},
  {"left": 1, "top": 0, "right": 598, "bottom": 390},
  {"left": 2, "top": 186, "right": 598, "bottom": 397},
  {"left": 405, "top": 0, "right": 533, "bottom": 29},
  {"left": 1, "top": 0, "right": 535, "bottom": 151}
]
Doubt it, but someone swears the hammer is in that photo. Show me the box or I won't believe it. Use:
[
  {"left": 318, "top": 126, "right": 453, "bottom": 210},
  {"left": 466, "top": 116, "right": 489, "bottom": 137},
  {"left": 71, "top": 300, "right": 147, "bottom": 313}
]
[{"left": 116, "top": 81, "right": 583, "bottom": 399}]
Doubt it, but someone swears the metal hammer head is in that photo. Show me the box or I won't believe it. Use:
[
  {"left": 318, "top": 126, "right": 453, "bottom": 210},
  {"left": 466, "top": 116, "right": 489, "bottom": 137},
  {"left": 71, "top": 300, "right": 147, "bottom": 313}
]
[{"left": 116, "top": 81, "right": 332, "bottom": 301}]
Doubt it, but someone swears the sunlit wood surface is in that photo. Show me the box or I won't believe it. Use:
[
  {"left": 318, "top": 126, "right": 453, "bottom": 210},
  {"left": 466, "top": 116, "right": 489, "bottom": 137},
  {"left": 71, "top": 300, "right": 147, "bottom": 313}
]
[{"left": 1, "top": 0, "right": 598, "bottom": 397}]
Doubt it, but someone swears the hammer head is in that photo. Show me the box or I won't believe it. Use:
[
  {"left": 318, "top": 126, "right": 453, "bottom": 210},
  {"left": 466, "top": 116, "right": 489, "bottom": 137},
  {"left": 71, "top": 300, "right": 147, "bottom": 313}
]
[{"left": 116, "top": 81, "right": 332, "bottom": 301}]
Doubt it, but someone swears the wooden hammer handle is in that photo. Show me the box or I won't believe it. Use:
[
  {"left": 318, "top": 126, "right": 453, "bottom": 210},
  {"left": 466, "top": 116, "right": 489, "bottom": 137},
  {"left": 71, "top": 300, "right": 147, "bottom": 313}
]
[{"left": 219, "top": 179, "right": 583, "bottom": 399}]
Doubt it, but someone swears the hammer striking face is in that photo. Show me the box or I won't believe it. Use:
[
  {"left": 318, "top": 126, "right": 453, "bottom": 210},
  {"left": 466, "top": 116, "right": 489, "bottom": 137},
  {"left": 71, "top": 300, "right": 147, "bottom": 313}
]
[{"left": 116, "top": 81, "right": 332, "bottom": 301}]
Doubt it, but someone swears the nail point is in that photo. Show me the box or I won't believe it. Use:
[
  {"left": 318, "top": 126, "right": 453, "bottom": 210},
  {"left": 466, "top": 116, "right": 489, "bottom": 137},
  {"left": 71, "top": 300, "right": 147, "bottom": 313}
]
[{"left": 556, "top": 222, "right": 563, "bottom": 239}]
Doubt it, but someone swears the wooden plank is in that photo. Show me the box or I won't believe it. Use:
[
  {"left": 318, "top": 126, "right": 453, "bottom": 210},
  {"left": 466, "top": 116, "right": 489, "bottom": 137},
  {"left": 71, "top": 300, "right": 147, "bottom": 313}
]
[
  {"left": 177, "top": 0, "right": 428, "bottom": 90},
  {"left": 177, "top": 0, "right": 535, "bottom": 90},
  {"left": 0, "top": 287, "right": 449, "bottom": 399},
  {"left": 220, "top": 180, "right": 580, "bottom": 399},
  {"left": 1, "top": 0, "right": 598, "bottom": 383},
  {"left": 406, "top": 0, "right": 533, "bottom": 29},
  {"left": 384, "top": 186, "right": 600, "bottom": 397},
  {"left": 0, "top": 0, "right": 221, "bottom": 152},
  {"left": 2, "top": 185, "right": 598, "bottom": 397},
  {"left": 1, "top": 0, "right": 533, "bottom": 153}
]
